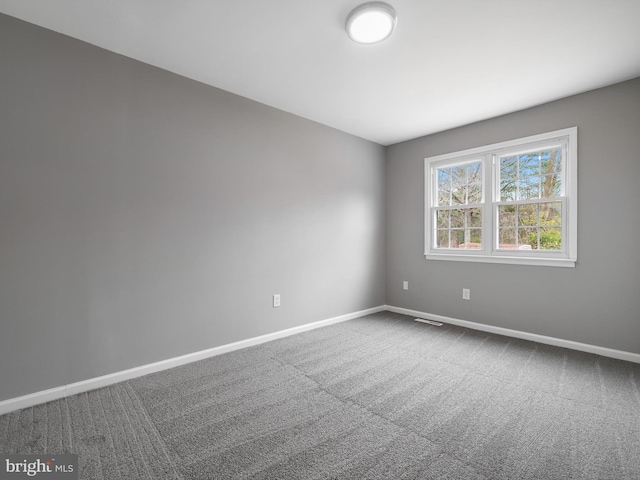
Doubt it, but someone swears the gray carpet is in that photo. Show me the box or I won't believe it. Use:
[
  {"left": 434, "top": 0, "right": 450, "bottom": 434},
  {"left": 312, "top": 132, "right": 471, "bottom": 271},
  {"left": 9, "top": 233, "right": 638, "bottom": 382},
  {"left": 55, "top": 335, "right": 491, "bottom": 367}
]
[{"left": 2, "top": 312, "right": 639, "bottom": 479}]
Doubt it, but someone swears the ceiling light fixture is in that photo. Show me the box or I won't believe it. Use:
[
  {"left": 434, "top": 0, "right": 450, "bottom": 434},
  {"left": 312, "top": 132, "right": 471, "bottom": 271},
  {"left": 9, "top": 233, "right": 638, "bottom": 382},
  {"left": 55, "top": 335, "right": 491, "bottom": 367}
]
[{"left": 346, "top": 2, "right": 397, "bottom": 45}]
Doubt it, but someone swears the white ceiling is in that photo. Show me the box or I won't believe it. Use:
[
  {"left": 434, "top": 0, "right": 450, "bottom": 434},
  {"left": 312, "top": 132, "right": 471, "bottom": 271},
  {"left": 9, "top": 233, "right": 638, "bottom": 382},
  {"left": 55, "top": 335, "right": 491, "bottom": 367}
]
[{"left": 1, "top": 1, "right": 639, "bottom": 146}]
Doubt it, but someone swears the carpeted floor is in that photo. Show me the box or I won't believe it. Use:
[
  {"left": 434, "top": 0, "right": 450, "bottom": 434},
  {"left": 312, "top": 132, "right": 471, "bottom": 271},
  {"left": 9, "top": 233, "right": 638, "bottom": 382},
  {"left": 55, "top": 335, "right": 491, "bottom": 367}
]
[{"left": 1, "top": 311, "right": 639, "bottom": 479}]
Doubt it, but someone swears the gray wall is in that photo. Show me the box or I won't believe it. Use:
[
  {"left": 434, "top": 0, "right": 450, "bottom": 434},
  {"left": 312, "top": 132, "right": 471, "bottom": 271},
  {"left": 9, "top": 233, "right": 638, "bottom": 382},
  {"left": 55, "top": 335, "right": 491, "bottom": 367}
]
[
  {"left": 387, "top": 77, "right": 640, "bottom": 355},
  {"left": 0, "top": 14, "right": 386, "bottom": 402}
]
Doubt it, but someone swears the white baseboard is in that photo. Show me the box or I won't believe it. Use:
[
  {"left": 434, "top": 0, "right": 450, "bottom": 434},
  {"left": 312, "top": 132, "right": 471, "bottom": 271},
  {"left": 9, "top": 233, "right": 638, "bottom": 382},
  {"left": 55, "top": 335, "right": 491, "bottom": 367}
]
[
  {"left": 3, "top": 303, "right": 636, "bottom": 416},
  {"left": 0, "top": 305, "right": 386, "bottom": 416},
  {"left": 386, "top": 305, "right": 640, "bottom": 364}
]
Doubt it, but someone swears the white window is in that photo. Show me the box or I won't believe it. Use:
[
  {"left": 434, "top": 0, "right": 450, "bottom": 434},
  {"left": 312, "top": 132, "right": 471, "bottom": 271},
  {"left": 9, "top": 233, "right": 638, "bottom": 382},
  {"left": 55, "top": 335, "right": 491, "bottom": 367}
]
[{"left": 425, "top": 127, "right": 577, "bottom": 267}]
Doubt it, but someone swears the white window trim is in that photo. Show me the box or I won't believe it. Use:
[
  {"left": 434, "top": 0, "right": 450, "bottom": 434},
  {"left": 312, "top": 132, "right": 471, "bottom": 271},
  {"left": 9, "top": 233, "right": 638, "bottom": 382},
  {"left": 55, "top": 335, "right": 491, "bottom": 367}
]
[{"left": 424, "top": 127, "right": 577, "bottom": 268}]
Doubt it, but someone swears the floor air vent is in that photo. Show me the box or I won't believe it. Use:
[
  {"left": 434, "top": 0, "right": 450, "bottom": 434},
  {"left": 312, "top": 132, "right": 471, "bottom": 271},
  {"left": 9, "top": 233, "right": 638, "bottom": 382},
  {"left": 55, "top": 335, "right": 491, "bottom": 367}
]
[{"left": 414, "top": 318, "right": 443, "bottom": 326}]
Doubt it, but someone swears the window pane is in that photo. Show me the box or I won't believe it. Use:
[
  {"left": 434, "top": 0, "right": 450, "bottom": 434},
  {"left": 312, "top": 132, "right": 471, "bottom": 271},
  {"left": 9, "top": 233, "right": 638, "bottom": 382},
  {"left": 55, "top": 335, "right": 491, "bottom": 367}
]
[
  {"left": 436, "top": 209, "right": 450, "bottom": 228},
  {"left": 437, "top": 168, "right": 451, "bottom": 206},
  {"left": 451, "top": 186, "right": 466, "bottom": 205},
  {"left": 500, "top": 180, "right": 516, "bottom": 201},
  {"left": 468, "top": 183, "right": 482, "bottom": 204},
  {"left": 439, "top": 161, "right": 483, "bottom": 206},
  {"left": 519, "top": 153, "right": 540, "bottom": 176},
  {"left": 518, "top": 227, "right": 538, "bottom": 249},
  {"left": 468, "top": 229, "right": 482, "bottom": 249},
  {"left": 450, "top": 209, "right": 465, "bottom": 228},
  {"left": 452, "top": 229, "right": 465, "bottom": 248},
  {"left": 499, "top": 228, "right": 516, "bottom": 249},
  {"left": 540, "top": 227, "right": 562, "bottom": 250},
  {"left": 518, "top": 204, "right": 538, "bottom": 226},
  {"left": 467, "top": 207, "right": 482, "bottom": 227},
  {"left": 539, "top": 202, "right": 562, "bottom": 226},
  {"left": 541, "top": 147, "right": 562, "bottom": 174},
  {"left": 438, "top": 188, "right": 451, "bottom": 206},
  {"left": 502, "top": 147, "right": 564, "bottom": 202},
  {"left": 518, "top": 176, "right": 540, "bottom": 200},
  {"left": 499, "top": 205, "right": 516, "bottom": 227},
  {"left": 438, "top": 168, "right": 451, "bottom": 189},
  {"left": 436, "top": 230, "right": 449, "bottom": 249},
  {"left": 436, "top": 204, "right": 483, "bottom": 251},
  {"left": 500, "top": 156, "right": 517, "bottom": 178},
  {"left": 541, "top": 173, "right": 562, "bottom": 198},
  {"left": 452, "top": 164, "right": 466, "bottom": 186},
  {"left": 467, "top": 162, "right": 482, "bottom": 183}
]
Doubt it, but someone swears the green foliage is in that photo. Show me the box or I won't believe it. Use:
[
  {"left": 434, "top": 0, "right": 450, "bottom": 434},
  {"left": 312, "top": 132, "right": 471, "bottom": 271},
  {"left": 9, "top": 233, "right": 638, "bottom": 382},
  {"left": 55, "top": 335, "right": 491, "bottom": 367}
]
[
  {"left": 540, "top": 229, "right": 562, "bottom": 249},
  {"left": 526, "top": 228, "right": 562, "bottom": 250}
]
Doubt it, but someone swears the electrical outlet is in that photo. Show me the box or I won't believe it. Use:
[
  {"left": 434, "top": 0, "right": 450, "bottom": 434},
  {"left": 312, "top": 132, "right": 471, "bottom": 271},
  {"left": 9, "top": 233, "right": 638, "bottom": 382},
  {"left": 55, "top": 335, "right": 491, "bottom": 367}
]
[
  {"left": 462, "top": 288, "right": 470, "bottom": 300},
  {"left": 273, "top": 294, "right": 281, "bottom": 308},
  {"left": 403, "top": 281, "right": 409, "bottom": 290}
]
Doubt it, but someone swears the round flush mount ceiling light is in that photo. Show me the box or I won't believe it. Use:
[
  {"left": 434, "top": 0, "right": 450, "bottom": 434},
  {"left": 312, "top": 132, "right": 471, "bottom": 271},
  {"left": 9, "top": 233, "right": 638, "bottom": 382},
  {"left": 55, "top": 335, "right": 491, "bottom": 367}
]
[{"left": 346, "top": 2, "right": 397, "bottom": 44}]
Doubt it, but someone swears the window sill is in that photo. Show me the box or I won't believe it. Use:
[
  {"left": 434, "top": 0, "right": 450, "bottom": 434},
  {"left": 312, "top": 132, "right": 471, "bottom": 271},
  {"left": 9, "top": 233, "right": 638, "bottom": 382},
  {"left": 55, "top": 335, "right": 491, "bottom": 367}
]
[{"left": 424, "top": 252, "right": 576, "bottom": 268}]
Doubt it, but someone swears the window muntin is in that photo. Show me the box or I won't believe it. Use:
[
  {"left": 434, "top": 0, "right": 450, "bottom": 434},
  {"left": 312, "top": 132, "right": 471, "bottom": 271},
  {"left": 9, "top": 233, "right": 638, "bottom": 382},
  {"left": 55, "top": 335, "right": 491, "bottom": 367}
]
[
  {"left": 425, "top": 128, "right": 577, "bottom": 267},
  {"left": 497, "top": 201, "right": 563, "bottom": 251},
  {"left": 498, "top": 147, "right": 563, "bottom": 202},
  {"left": 434, "top": 160, "right": 483, "bottom": 250},
  {"left": 496, "top": 145, "right": 564, "bottom": 252}
]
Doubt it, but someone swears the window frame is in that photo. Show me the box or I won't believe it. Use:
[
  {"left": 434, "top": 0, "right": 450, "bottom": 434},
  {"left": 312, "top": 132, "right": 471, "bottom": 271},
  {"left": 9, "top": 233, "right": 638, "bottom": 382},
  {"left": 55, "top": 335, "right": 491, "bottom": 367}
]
[{"left": 424, "top": 127, "right": 577, "bottom": 268}]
